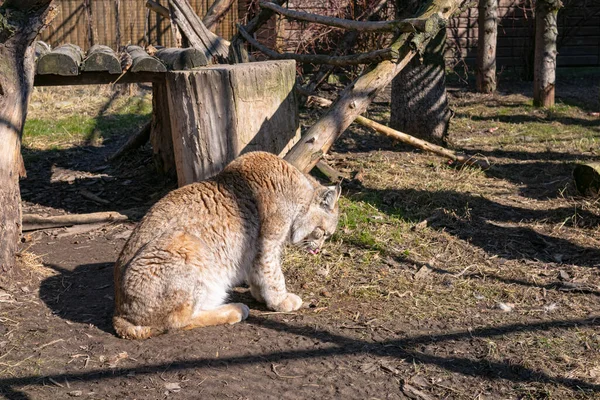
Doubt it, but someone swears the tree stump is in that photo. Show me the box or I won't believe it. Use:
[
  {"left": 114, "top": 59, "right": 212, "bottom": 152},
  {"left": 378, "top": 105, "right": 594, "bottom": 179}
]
[{"left": 165, "top": 60, "right": 300, "bottom": 186}]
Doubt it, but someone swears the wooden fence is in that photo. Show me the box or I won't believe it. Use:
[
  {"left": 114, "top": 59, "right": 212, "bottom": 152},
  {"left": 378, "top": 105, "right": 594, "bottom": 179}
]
[
  {"left": 446, "top": 0, "right": 600, "bottom": 68},
  {"left": 38, "top": 0, "right": 247, "bottom": 50},
  {"left": 36, "top": 0, "right": 600, "bottom": 68}
]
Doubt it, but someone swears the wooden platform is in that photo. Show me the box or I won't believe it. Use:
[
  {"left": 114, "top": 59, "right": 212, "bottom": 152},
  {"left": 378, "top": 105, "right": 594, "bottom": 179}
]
[
  {"left": 33, "top": 42, "right": 208, "bottom": 86},
  {"left": 31, "top": 42, "right": 301, "bottom": 186}
]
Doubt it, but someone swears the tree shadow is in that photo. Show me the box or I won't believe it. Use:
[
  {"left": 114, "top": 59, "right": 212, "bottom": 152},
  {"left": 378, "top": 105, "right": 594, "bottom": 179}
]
[
  {"left": 349, "top": 185, "right": 600, "bottom": 268},
  {"left": 453, "top": 111, "right": 600, "bottom": 130},
  {"left": 1, "top": 313, "right": 599, "bottom": 399}
]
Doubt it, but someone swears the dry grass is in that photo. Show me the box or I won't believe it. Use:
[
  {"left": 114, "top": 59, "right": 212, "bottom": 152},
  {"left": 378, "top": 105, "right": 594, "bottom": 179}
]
[{"left": 285, "top": 74, "right": 600, "bottom": 397}]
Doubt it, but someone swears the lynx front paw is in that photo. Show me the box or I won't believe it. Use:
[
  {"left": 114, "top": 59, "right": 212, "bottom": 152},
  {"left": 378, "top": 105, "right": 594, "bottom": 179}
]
[
  {"left": 272, "top": 293, "right": 303, "bottom": 312},
  {"left": 227, "top": 303, "right": 250, "bottom": 324}
]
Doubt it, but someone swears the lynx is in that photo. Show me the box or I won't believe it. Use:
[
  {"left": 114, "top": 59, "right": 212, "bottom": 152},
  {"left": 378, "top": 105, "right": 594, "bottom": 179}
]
[{"left": 113, "top": 152, "right": 341, "bottom": 339}]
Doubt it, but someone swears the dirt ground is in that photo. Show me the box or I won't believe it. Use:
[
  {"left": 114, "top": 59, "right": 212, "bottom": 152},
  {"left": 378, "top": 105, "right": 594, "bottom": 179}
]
[{"left": 1, "top": 70, "right": 600, "bottom": 399}]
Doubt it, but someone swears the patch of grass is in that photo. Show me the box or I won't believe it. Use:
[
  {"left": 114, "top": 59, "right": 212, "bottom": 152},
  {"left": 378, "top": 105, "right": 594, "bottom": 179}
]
[{"left": 24, "top": 87, "right": 152, "bottom": 150}]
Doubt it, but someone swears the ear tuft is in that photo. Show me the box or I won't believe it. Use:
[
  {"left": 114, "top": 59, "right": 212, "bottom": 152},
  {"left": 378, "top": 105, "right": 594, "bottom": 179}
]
[{"left": 320, "top": 184, "right": 341, "bottom": 211}]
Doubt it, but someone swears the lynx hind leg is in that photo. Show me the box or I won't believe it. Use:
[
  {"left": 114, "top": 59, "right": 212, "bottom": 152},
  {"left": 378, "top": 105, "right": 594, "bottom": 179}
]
[{"left": 181, "top": 303, "right": 250, "bottom": 330}]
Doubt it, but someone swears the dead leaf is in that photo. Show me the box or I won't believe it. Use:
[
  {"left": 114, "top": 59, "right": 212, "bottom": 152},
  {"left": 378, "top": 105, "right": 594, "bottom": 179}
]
[
  {"left": 164, "top": 382, "right": 181, "bottom": 392},
  {"left": 67, "top": 390, "right": 83, "bottom": 397},
  {"left": 497, "top": 302, "right": 514, "bottom": 312},
  {"left": 414, "top": 266, "right": 431, "bottom": 280}
]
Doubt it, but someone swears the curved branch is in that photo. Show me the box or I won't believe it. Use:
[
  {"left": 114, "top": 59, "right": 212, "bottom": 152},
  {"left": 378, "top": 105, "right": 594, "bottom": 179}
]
[
  {"left": 237, "top": 25, "right": 394, "bottom": 66},
  {"left": 259, "top": 1, "right": 435, "bottom": 33}
]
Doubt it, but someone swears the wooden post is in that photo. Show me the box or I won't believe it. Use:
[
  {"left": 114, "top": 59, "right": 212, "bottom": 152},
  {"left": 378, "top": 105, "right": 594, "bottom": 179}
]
[
  {"left": 165, "top": 60, "right": 300, "bottom": 186},
  {"left": 533, "top": 0, "right": 563, "bottom": 107}
]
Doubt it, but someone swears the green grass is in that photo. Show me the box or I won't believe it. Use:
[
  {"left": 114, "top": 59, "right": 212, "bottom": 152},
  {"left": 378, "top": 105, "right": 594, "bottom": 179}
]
[{"left": 23, "top": 93, "right": 152, "bottom": 149}]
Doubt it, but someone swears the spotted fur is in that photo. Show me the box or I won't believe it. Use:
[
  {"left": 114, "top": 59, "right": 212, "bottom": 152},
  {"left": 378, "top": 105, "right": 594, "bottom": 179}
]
[{"left": 113, "top": 152, "right": 340, "bottom": 339}]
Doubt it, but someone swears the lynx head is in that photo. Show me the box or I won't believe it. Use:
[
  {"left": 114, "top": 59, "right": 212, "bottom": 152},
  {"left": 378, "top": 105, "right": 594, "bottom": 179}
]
[{"left": 290, "top": 183, "right": 341, "bottom": 255}]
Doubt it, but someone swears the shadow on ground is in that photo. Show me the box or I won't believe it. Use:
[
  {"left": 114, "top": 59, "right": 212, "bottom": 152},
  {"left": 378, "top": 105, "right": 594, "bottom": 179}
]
[{"left": 348, "top": 185, "right": 600, "bottom": 268}]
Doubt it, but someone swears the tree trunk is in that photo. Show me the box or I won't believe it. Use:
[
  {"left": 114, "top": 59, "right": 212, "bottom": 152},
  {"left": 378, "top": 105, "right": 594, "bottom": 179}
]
[
  {"left": 0, "top": 1, "right": 57, "bottom": 277},
  {"left": 476, "top": 0, "right": 498, "bottom": 93},
  {"left": 284, "top": 0, "right": 460, "bottom": 172},
  {"left": 534, "top": 0, "right": 562, "bottom": 108},
  {"left": 390, "top": 26, "right": 451, "bottom": 146}
]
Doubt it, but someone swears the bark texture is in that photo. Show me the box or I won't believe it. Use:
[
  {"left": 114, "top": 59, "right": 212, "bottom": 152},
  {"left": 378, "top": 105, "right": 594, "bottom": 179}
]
[
  {"left": 165, "top": 61, "right": 300, "bottom": 186},
  {"left": 476, "top": 0, "right": 498, "bottom": 93},
  {"left": 390, "top": 26, "right": 451, "bottom": 146},
  {"left": 0, "top": 1, "right": 57, "bottom": 276},
  {"left": 534, "top": 0, "right": 562, "bottom": 107}
]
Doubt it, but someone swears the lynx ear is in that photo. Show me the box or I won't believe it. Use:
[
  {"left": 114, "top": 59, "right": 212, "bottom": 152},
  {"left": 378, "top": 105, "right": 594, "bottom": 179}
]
[{"left": 320, "top": 184, "right": 342, "bottom": 211}]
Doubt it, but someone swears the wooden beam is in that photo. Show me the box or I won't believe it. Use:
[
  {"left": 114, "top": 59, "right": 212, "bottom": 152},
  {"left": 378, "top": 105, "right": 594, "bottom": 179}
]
[
  {"left": 35, "top": 41, "right": 51, "bottom": 60},
  {"left": 34, "top": 71, "right": 165, "bottom": 86},
  {"left": 167, "top": 0, "right": 229, "bottom": 62}
]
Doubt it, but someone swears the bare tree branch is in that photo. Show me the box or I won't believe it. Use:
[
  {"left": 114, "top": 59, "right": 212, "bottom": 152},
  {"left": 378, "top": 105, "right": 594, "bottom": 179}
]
[
  {"left": 283, "top": 0, "right": 457, "bottom": 172},
  {"left": 237, "top": 25, "right": 394, "bottom": 66},
  {"left": 302, "top": 93, "right": 488, "bottom": 169},
  {"left": 203, "top": 0, "right": 236, "bottom": 31},
  {"left": 228, "top": 0, "right": 288, "bottom": 63},
  {"left": 259, "top": 1, "right": 435, "bottom": 33},
  {"left": 302, "top": 0, "right": 389, "bottom": 94}
]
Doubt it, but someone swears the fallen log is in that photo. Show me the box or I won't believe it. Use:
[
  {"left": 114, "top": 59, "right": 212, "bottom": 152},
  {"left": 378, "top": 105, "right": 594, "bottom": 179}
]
[
  {"left": 304, "top": 93, "right": 489, "bottom": 169},
  {"left": 315, "top": 160, "right": 347, "bottom": 183},
  {"left": 22, "top": 210, "right": 142, "bottom": 231}
]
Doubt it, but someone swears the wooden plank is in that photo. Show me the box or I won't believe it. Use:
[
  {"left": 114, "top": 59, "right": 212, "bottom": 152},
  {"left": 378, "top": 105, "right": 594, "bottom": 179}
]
[
  {"left": 33, "top": 71, "right": 165, "bottom": 86},
  {"left": 165, "top": 60, "right": 300, "bottom": 186},
  {"left": 125, "top": 44, "right": 167, "bottom": 72},
  {"left": 82, "top": 44, "right": 121, "bottom": 73},
  {"left": 37, "top": 43, "right": 84, "bottom": 76},
  {"left": 155, "top": 47, "right": 208, "bottom": 70}
]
